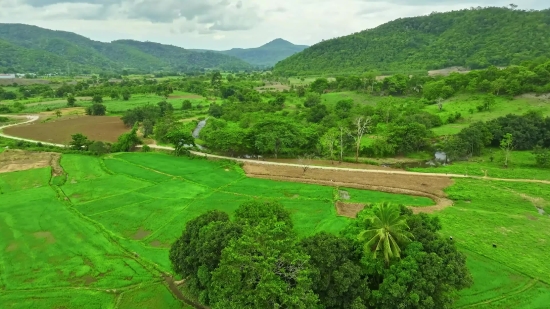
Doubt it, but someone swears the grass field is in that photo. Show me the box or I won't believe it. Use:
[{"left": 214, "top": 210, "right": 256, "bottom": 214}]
[
  {"left": 427, "top": 94, "right": 550, "bottom": 136},
  {"left": 411, "top": 150, "right": 550, "bottom": 181},
  {"left": 0, "top": 152, "right": 438, "bottom": 307},
  {"left": 1, "top": 151, "right": 549, "bottom": 307}
]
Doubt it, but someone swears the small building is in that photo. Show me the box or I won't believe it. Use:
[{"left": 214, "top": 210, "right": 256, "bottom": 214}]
[{"left": 0, "top": 74, "right": 16, "bottom": 79}]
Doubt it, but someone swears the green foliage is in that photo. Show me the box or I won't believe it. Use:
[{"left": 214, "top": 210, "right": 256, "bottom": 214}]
[
  {"left": 111, "top": 124, "right": 141, "bottom": 152},
  {"left": 165, "top": 128, "right": 195, "bottom": 156},
  {"left": 66, "top": 93, "right": 76, "bottom": 107},
  {"left": 69, "top": 133, "right": 92, "bottom": 151},
  {"left": 274, "top": 7, "right": 550, "bottom": 75},
  {"left": 85, "top": 103, "right": 106, "bottom": 116},
  {"left": 0, "top": 24, "right": 253, "bottom": 73},
  {"left": 358, "top": 203, "right": 413, "bottom": 265},
  {"left": 92, "top": 94, "right": 103, "bottom": 103},
  {"left": 88, "top": 141, "right": 110, "bottom": 156},
  {"left": 532, "top": 146, "right": 550, "bottom": 168}
]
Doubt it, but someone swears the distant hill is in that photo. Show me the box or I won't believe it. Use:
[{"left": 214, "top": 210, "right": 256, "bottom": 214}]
[
  {"left": 274, "top": 7, "right": 550, "bottom": 75},
  {"left": 0, "top": 24, "right": 253, "bottom": 73},
  {"left": 193, "top": 39, "right": 309, "bottom": 67}
]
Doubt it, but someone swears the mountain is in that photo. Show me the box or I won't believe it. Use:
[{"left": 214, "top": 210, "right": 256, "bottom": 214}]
[
  {"left": 274, "top": 7, "right": 550, "bottom": 75},
  {"left": 220, "top": 39, "right": 309, "bottom": 67},
  {"left": 193, "top": 39, "right": 308, "bottom": 67},
  {"left": 0, "top": 24, "right": 253, "bottom": 73}
]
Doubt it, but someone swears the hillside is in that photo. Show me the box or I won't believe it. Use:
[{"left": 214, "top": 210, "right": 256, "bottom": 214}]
[
  {"left": 219, "top": 39, "right": 308, "bottom": 67},
  {"left": 0, "top": 24, "right": 252, "bottom": 73},
  {"left": 274, "top": 7, "right": 550, "bottom": 75}
]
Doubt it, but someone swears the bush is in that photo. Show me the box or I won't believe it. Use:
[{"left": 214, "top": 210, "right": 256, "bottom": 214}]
[{"left": 142, "top": 145, "right": 151, "bottom": 152}]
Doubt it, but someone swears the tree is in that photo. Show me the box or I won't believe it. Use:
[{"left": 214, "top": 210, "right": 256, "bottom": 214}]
[
  {"left": 533, "top": 146, "right": 550, "bottom": 167},
  {"left": 211, "top": 71, "right": 222, "bottom": 91},
  {"left": 209, "top": 213, "right": 318, "bottom": 309},
  {"left": 301, "top": 233, "right": 368, "bottom": 309},
  {"left": 55, "top": 110, "right": 62, "bottom": 118},
  {"left": 88, "top": 141, "right": 110, "bottom": 155},
  {"left": 170, "top": 210, "right": 242, "bottom": 305},
  {"left": 111, "top": 123, "right": 141, "bottom": 152},
  {"left": 500, "top": 133, "right": 513, "bottom": 168},
  {"left": 304, "top": 93, "right": 321, "bottom": 108},
  {"left": 69, "top": 133, "right": 91, "bottom": 151},
  {"left": 122, "top": 89, "right": 131, "bottom": 101},
  {"left": 67, "top": 93, "right": 76, "bottom": 107},
  {"left": 358, "top": 203, "right": 413, "bottom": 266},
  {"left": 250, "top": 119, "right": 304, "bottom": 159},
  {"left": 181, "top": 100, "right": 192, "bottom": 110},
  {"left": 92, "top": 94, "right": 103, "bottom": 103},
  {"left": 165, "top": 128, "right": 195, "bottom": 156},
  {"left": 85, "top": 103, "right": 106, "bottom": 116},
  {"left": 483, "top": 94, "right": 496, "bottom": 111},
  {"left": 320, "top": 128, "right": 339, "bottom": 162},
  {"left": 348, "top": 116, "right": 371, "bottom": 162}
]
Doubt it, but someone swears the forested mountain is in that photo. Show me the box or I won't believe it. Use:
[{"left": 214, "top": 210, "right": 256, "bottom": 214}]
[
  {"left": 274, "top": 7, "right": 550, "bottom": 75},
  {"left": 218, "top": 39, "right": 309, "bottom": 67},
  {"left": 0, "top": 24, "right": 252, "bottom": 73}
]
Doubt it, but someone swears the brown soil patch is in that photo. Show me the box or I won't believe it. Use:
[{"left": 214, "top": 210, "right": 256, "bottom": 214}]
[
  {"left": 150, "top": 240, "right": 170, "bottom": 248},
  {"left": 132, "top": 228, "right": 151, "bottom": 240},
  {"left": 519, "top": 193, "right": 547, "bottom": 208},
  {"left": 266, "top": 158, "right": 392, "bottom": 170},
  {"left": 336, "top": 201, "right": 366, "bottom": 218},
  {"left": 4, "top": 116, "right": 129, "bottom": 144},
  {"left": 168, "top": 94, "right": 203, "bottom": 99},
  {"left": 33, "top": 231, "right": 56, "bottom": 244},
  {"left": 6, "top": 243, "right": 19, "bottom": 252},
  {"left": 0, "top": 78, "right": 50, "bottom": 86},
  {"left": 243, "top": 163, "right": 454, "bottom": 215},
  {"left": 527, "top": 214, "right": 539, "bottom": 221},
  {"left": 255, "top": 83, "right": 291, "bottom": 92},
  {"left": 0, "top": 149, "right": 62, "bottom": 174},
  {"left": 243, "top": 163, "right": 452, "bottom": 197}
]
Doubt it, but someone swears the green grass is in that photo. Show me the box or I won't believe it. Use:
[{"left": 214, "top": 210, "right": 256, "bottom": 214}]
[
  {"left": 427, "top": 94, "right": 550, "bottom": 136},
  {"left": 411, "top": 150, "right": 550, "bottom": 181},
  {"left": 2, "top": 151, "right": 550, "bottom": 307},
  {"left": 321, "top": 91, "right": 381, "bottom": 106}
]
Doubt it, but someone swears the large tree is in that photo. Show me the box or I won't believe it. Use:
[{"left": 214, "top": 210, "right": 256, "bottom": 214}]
[{"left": 358, "top": 203, "right": 413, "bottom": 266}]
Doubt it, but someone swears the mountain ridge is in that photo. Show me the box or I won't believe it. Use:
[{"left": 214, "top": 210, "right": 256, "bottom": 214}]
[
  {"left": 274, "top": 7, "right": 550, "bottom": 75},
  {"left": 192, "top": 38, "right": 309, "bottom": 67},
  {"left": 0, "top": 23, "right": 253, "bottom": 73}
]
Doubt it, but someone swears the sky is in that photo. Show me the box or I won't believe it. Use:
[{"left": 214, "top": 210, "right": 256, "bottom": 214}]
[{"left": 0, "top": 0, "right": 547, "bottom": 50}]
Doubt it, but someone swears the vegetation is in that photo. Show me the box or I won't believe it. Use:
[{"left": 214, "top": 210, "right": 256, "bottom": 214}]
[
  {"left": 274, "top": 7, "right": 550, "bottom": 75},
  {"left": 211, "top": 38, "right": 309, "bottom": 67},
  {"left": 0, "top": 24, "right": 253, "bottom": 73}
]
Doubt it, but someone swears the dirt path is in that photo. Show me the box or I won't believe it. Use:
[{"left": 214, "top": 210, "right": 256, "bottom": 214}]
[{"left": 2, "top": 114, "right": 549, "bottom": 216}]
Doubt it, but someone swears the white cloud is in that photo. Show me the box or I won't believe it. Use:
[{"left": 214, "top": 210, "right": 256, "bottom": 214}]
[{"left": 0, "top": 0, "right": 547, "bottom": 49}]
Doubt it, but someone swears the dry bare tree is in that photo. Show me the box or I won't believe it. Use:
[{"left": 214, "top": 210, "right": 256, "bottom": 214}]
[
  {"left": 348, "top": 116, "right": 372, "bottom": 163},
  {"left": 298, "top": 154, "right": 313, "bottom": 174}
]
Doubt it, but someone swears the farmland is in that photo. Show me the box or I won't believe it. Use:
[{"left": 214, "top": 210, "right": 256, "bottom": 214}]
[
  {"left": 0, "top": 152, "right": 439, "bottom": 308},
  {"left": 1, "top": 151, "right": 549, "bottom": 308},
  {"left": 3, "top": 116, "right": 129, "bottom": 144}
]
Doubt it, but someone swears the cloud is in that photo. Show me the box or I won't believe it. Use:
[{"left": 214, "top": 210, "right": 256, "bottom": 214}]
[{"left": 1, "top": 0, "right": 548, "bottom": 50}]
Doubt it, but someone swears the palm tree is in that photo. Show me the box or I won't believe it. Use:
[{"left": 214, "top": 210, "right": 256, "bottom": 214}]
[{"left": 358, "top": 203, "right": 413, "bottom": 266}]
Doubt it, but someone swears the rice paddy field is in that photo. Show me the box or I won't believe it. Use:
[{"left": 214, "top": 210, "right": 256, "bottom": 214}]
[{"left": 1, "top": 151, "right": 549, "bottom": 308}]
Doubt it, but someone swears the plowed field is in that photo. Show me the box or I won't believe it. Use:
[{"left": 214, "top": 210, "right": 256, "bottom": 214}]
[{"left": 3, "top": 116, "right": 128, "bottom": 144}]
